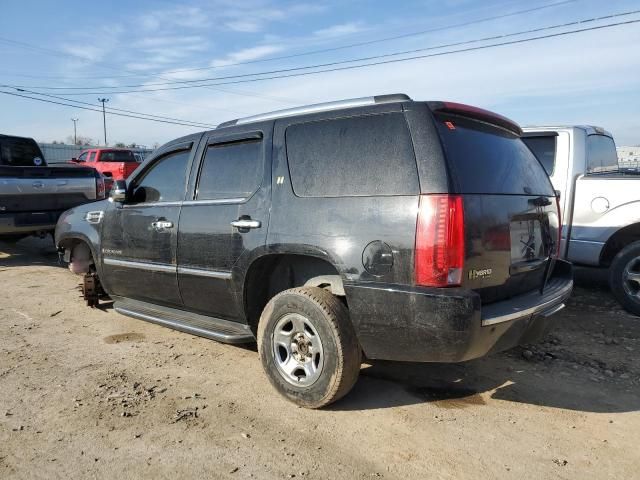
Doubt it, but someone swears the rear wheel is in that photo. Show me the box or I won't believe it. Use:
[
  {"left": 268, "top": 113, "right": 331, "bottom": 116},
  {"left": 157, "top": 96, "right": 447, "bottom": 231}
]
[
  {"left": 257, "top": 287, "right": 361, "bottom": 408},
  {"left": 609, "top": 241, "right": 640, "bottom": 316}
]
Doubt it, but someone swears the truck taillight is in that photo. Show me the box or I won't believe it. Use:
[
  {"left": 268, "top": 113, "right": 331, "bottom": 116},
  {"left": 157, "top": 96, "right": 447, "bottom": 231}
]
[
  {"left": 415, "top": 194, "right": 465, "bottom": 287},
  {"left": 96, "top": 175, "right": 106, "bottom": 199},
  {"left": 118, "top": 164, "right": 125, "bottom": 175},
  {"left": 555, "top": 195, "right": 562, "bottom": 257}
]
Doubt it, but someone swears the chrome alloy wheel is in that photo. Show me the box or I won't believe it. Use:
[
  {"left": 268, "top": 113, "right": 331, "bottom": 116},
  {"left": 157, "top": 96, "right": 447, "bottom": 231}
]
[
  {"left": 272, "top": 313, "right": 324, "bottom": 387},
  {"left": 623, "top": 255, "right": 640, "bottom": 299}
]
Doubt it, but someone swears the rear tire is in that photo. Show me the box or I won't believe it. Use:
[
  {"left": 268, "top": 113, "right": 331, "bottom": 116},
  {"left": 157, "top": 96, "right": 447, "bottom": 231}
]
[
  {"left": 257, "top": 287, "right": 361, "bottom": 408},
  {"left": 609, "top": 240, "right": 640, "bottom": 316}
]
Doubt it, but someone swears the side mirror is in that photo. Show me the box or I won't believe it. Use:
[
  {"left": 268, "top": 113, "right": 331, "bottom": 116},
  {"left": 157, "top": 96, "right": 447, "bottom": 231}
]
[
  {"left": 109, "top": 179, "right": 127, "bottom": 203},
  {"left": 554, "top": 189, "right": 561, "bottom": 200}
]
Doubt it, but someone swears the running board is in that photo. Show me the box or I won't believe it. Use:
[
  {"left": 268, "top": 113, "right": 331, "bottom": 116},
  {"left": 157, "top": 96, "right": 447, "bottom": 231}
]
[{"left": 113, "top": 297, "right": 255, "bottom": 344}]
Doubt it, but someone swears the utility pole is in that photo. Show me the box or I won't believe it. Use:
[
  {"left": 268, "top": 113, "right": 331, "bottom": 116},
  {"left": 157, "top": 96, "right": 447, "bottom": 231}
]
[
  {"left": 71, "top": 118, "right": 78, "bottom": 145},
  {"left": 98, "top": 98, "right": 109, "bottom": 146}
]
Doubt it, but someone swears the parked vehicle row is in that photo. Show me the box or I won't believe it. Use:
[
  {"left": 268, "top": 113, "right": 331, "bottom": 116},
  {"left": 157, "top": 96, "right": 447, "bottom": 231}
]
[{"left": 54, "top": 94, "right": 573, "bottom": 407}]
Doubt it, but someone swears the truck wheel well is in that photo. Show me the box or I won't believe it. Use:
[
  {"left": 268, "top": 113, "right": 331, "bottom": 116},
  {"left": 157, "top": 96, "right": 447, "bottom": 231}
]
[
  {"left": 244, "top": 254, "right": 343, "bottom": 335},
  {"left": 600, "top": 223, "right": 640, "bottom": 266}
]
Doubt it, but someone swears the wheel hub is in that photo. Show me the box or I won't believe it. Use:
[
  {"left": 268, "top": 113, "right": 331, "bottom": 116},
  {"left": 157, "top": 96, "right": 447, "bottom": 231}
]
[
  {"left": 272, "top": 313, "right": 324, "bottom": 387},
  {"left": 623, "top": 255, "right": 640, "bottom": 299}
]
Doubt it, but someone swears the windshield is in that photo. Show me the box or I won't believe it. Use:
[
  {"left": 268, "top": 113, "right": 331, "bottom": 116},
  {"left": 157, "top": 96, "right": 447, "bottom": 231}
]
[
  {"left": 586, "top": 135, "right": 618, "bottom": 174},
  {"left": 0, "top": 137, "right": 45, "bottom": 166},
  {"left": 100, "top": 150, "right": 136, "bottom": 162}
]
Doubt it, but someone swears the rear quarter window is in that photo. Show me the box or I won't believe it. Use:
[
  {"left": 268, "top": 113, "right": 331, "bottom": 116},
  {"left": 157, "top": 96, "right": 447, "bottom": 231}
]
[
  {"left": 586, "top": 135, "right": 618, "bottom": 173},
  {"left": 522, "top": 135, "right": 556, "bottom": 175},
  {"left": 285, "top": 113, "right": 419, "bottom": 197},
  {"left": 435, "top": 114, "right": 554, "bottom": 196}
]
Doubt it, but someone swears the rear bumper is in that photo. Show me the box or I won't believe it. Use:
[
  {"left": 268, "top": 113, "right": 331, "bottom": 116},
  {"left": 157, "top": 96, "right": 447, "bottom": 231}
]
[
  {"left": 345, "top": 260, "right": 573, "bottom": 363},
  {"left": 0, "top": 211, "right": 61, "bottom": 235}
]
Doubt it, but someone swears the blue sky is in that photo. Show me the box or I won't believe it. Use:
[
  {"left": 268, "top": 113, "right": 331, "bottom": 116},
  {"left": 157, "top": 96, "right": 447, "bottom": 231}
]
[{"left": 0, "top": 0, "right": 639, "bottom": 147}]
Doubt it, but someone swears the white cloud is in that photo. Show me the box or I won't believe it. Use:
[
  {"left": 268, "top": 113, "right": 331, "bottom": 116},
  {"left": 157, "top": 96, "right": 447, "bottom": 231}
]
[
  {"left": 210, "top": 45, "right": 284, "bottom": 67},
  {"left": 139, "top": 6, "right": 208, "bottom": 31},
  {"left": 313, "top": 22, "right": 365, "bottom": 38}
]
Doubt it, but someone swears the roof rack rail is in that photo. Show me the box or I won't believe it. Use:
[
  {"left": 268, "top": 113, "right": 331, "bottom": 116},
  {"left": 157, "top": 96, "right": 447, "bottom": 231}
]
[{"left": 217, "top": 93, "right": 411, "bottom": 128}]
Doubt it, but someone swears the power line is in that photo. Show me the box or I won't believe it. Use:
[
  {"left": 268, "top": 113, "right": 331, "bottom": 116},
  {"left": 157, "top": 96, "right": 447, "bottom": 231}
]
[
  {"left": 0, "top": 90, "right": 217, "bottom": 129},
  {"left": 16, "top": 15, "right": 640, "bottom": 96},
  {"left": 17, "top": 9, "right": 640, "bottom": 91},
  {"left": 0, "top": 0, "right": 581, "bottom": 81},
  {"left": 3, "top": 86, "right": 217, "bottom": 127},
  {"left": 0, "top": 34, "right": 294, "bottom": 107}
]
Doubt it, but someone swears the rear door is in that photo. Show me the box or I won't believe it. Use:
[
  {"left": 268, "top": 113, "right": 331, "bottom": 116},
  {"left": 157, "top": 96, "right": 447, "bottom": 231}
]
[
  {"left": 100, "top": 141, "right": 196, "bottom": 307},
  {"left": 176, "top": 124, "right": 271, "bottom": 321},
  {"left": 432, "top": 112, "right": 559, "bottom": 303}
]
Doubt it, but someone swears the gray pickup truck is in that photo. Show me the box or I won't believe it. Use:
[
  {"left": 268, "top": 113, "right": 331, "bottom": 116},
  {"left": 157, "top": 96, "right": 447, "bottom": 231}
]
[
  {"left": 0, "top": 134, "right": 105, "bottom": 241},
  {"left": 523, "top": 126, "right": 640, "bottom": 315}
]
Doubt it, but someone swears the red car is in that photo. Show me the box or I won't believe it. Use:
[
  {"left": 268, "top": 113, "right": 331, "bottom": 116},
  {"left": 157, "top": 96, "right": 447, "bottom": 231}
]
[{"left": 70, "top": 148, "right": 140, "bottom": 181}]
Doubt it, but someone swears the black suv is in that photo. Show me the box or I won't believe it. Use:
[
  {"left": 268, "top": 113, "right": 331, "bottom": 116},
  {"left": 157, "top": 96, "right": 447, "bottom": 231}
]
[{"left": 55, "top": 94, "right": 572, "bottom": 408}]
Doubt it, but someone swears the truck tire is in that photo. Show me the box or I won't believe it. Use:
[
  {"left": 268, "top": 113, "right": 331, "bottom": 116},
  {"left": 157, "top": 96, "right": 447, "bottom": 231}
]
[
  {"left": 257, "top": 286, "right": 361, "bottom": 408},
  {"left": 609, "top": 240, "right": 640, "bottom": 316}
]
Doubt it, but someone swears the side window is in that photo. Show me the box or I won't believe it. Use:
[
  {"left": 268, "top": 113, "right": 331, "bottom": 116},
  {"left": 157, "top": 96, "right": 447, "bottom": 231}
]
[
  {"left": 587, "top": 135, "right": 618, "bottom": 174},
  {"left": 196, "top": 139, "right": 262, "bottom": 200},
  {"left": 522, "top": 136, "right": 556, "bottom": 175},
  {"left": 77, "top": 152, "right": 88, "bottom": 162},
  {"left": 132, "top": 149, "right": 190, "bottom": 203},
  {"left": 285, "top": 113, "right": 418, "bottom": 197},
  {"left": 87, "top": 152, "right": 96, "bottom": 162}
]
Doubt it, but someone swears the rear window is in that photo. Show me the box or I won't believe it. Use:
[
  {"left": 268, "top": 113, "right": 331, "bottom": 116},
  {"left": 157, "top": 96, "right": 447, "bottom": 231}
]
[
  {"left": 522, "top": 135, "right": 556, "bottom": 175},
  {"left": 100, "top": 150, "right": 136, "bottom": 162},
  {"left": 435, "top": 114, "right": 554, "bottom": 196},
  {"left": 0, "top": 137, "right": 45, "bottom": 166},
  {"left": 285, "top": 113, "right": 419, "bottom": 197},
  {"left": 587, "top": 135, "right": 618, "bottom": 174}
]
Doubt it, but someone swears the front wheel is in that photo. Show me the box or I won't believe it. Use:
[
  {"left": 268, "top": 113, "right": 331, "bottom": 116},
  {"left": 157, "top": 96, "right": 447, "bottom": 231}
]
[
  {"left": 257, "top": 287, "right": 361, "bottom": 408},
  {"left": 609, "top": 240, "right": 640, "bottom": 316}
]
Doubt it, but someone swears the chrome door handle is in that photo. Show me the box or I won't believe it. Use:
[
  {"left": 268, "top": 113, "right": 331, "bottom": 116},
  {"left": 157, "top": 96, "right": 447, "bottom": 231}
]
[
  {"left": 230, "top": 219, "right": 261, "bottom": 229},
  {"left": 151, "top": 220, "right": 173, "bottom": 231}
]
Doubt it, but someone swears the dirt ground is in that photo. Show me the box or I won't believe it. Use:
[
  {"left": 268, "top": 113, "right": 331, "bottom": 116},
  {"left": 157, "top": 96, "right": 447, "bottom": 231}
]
[{"left": 1, "top": 237, "right": 639, "bottom": 480}]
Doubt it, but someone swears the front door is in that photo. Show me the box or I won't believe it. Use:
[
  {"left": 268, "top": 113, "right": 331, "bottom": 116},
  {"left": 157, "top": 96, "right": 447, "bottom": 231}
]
[
  {"left": 101, "top": 144, "right": 195, "bottom": 307},
  {"left": 177, "top": 126, "right": 271, "bottom": 321}
]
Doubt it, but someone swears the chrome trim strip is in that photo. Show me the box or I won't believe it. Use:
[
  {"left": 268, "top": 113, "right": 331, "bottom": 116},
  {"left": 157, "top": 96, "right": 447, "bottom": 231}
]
[
  {"left": 182, "top": 198, "right": 245, "bottom": 206},
  {"left": 481, "top": 281, "right": 573, "bottom": 327},
  {"left": 177, "top": 266, "right": 232, "bottom": 280},
  {"left": 122, "top": 201, "right": 182, "bottom": 208},
  {"left": 103, "top": 258, "right": 176, "bottom": 273},
  {"left": 568, "top": 239, "right": 605, "bottom": 246}
]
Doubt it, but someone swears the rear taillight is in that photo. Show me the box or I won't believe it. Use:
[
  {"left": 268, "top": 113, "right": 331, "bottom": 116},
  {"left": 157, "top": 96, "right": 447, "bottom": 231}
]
[
  {"left": 555, "top": 195, "right": 562, "bottom": 257},
  {"left": 415, "top": 194, "right": 465, "bottom": 287},
  {"left": 96, "top": 175, "right": 106, "bottom": 199},
  {"left": 118, "top": 164, "right": 125, "bottom": 176}
]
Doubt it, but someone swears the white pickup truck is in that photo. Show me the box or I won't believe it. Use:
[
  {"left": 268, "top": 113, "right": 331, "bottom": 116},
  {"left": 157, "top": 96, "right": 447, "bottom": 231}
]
[{"left": 522, "top": 126, "right": 640, "bottom": 315}]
